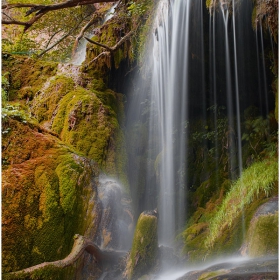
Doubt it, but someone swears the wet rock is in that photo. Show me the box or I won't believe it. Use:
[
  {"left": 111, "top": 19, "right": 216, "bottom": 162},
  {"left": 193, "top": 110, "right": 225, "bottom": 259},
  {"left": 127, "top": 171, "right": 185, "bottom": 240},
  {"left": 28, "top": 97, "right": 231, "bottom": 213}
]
[
  {"left": 125, "top": 210, "right": 158, "bottom": 280},
  {"left": 178, "top": 256, "right": 278, "bottom": 280},
  {"left": 240, "top": 197, "right": 278, "bottom": 257}
]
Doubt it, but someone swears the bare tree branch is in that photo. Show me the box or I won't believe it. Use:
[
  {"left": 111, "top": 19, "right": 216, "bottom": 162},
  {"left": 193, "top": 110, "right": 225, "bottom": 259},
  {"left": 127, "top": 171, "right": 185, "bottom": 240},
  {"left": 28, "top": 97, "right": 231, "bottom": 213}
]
[
  {"left": 2, "top": 0, "right": 118, "bottom": 31},
  {"left": 37, "top": 16, "right": 86, "bottom": 57},
  {"left": 72, "top": 13, "right": 101, "bottom": 57},
  {"left": 45, "top": 29, "right": 64, "bottom": 49},
  {"left": 84, "top": 28, "right": 135, "bottom": 52},
  {"left": 86, "top": 51, "right": 111, "bottom": 67},
  {"left": 85, "top": 36, "right": 113, "bottom": 51},
  {"left": 84, "top": 23, "right": 139, "bottom": 67}
]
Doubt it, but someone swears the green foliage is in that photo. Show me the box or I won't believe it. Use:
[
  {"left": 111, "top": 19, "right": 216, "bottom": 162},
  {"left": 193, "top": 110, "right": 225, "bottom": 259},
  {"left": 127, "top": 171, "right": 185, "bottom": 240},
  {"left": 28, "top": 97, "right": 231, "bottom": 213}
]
[
  {"left": 205, "top": 158, "right": 278, "bottom": 248},
  {"left": 2, "top": 34, "right": 37, "bottom": 56},
  {"left": 242, "top": 113, "right": 278, "bottom": 161},
  {"left": 127, "top": 1, "right": 149, "bottom": 17},
  {"left": 131, "top": 0, "right": 156, "bottom": 64},
  {"left": 3, "top": 0, "right": 96, "bottom": 61},
  {"left": 2, "top": 103, "right": 34, "bottom": 133}
]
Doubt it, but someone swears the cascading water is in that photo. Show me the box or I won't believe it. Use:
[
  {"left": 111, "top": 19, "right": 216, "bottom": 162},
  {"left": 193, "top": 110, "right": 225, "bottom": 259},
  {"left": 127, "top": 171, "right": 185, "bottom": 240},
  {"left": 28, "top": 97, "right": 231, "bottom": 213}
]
[
  {"left": 126, "top": 0, "right": 274, "bottom": 251},
  {"left": 151, "top": 0, "right": 192, "bottom": 244},
  {"left": 72, "top": 3, "right": 117, "bottom": 65},
  {"left": 96, "top": 176, "right": 133, "bottom": 251}
]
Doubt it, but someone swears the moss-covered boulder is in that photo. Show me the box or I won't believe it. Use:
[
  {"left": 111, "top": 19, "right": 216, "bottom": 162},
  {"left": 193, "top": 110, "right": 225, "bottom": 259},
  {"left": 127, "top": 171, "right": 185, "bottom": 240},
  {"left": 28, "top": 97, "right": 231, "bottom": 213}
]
[
  {"left": 2, "top": 118, "right": 100, "bottom": 276},
  {"left": 125, "top": 210, "right": 158, "bottom": 280},
  {"left": 245, "top": 197, "right": 278, "bottom": 257},
  {"left": 31, "top": 79, "right": 127, "bottom": 184}
]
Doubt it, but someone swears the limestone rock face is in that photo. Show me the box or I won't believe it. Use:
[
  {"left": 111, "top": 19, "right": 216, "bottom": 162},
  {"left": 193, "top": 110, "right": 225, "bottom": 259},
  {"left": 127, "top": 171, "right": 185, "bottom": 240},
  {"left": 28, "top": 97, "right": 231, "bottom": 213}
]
[{"left": 125, "top": 210, "right": 158, "bottom": 280}]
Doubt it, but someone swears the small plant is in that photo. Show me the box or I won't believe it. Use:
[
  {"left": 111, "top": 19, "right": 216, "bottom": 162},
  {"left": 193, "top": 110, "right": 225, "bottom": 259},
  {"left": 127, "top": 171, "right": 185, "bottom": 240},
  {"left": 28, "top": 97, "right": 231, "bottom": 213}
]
[
  {"left": 242, "top": 113, "right": 277, "bottom": 160},
  {"left": 2, "top": 103, "right": 34, "bottom": 134}
]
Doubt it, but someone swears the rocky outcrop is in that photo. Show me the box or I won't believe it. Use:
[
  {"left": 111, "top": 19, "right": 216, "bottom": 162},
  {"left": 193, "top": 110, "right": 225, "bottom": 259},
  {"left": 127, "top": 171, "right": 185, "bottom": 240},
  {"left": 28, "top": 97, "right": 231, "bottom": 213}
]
[
  {"left": 125, "top": 210, "right": 158, "bottom": 280},
  {"left": 96, "top": 176, "right": 134, "bottom": 250}
]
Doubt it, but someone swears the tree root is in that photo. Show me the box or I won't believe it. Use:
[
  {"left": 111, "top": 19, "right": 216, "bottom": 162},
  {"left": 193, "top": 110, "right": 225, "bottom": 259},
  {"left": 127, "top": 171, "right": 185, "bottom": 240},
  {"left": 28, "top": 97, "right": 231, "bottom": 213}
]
[{"left": 6, "top": 234, "right": 127, "bottom": 278}]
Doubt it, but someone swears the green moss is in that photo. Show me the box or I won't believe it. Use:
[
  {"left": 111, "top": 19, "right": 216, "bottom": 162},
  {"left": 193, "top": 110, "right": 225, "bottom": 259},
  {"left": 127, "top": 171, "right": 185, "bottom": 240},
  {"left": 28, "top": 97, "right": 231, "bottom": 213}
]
[
  {"left": 2, "top": 54, "right": 57, "bottom": 101},
  {"left": 50, "top": 85, "right": 126, "bottom": 179},
  {"left": 247, "top": 212, "right": 278, "bottom": 257},
  {"left": 31, "top": 75, "right": 75, "bottom": 122},
  {"left": 205, "top": 0, "right": 212, "bottom": 10},
  {"left": 2, "top": 119, "right": 98, "bottom": 276},
  {"left": 126, "top": 212, "right": 158, "bottom": 280},
  {"left": 55, "top": 155, "right": 82, "bottom": 214}
]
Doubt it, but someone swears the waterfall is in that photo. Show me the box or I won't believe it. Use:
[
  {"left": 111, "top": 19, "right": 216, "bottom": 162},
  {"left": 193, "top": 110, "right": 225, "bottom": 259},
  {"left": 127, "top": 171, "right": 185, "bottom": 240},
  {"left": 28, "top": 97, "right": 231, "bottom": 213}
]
[
  {"left": 151, "top": 0, "right": 191, "bottom": 244},
  {"left": 126, "top": 0, "right": 274, "bottom": 248}
]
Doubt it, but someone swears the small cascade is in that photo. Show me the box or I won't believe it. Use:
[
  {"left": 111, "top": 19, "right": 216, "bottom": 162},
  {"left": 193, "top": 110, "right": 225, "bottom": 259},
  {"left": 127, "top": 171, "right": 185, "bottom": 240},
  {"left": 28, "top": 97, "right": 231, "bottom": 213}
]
[
  {"left": 96, "top": 176, "right": 133, "bottom": 251},
  {"left": 71, "top": 3, "right": 117, "bottom": 65}
]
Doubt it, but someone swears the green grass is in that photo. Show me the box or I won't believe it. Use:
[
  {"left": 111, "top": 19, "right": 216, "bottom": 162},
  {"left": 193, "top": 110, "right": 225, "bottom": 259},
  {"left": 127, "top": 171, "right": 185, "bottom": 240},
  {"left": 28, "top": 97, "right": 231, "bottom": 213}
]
[{"left": 205, "top": 158, "right": 278, "bottom": 248}]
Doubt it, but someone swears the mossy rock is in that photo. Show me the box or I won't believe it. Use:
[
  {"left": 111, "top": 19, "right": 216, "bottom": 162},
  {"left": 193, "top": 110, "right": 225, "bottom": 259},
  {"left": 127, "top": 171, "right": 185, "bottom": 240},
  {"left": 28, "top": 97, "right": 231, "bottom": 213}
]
[
  {"left": 2, "top": 54, "right": 57, "bottom": 101},
  {"left": 126, "top": 211, "right": 158, "bottom": 280},
  {"left": 84, "top": 16, "right": 130, "bottom": 71},
  {"left": 31, "top": 75, "right": 75, "bottom": 123},
  {"left": 27, "top": 73, "right": 127, "bottom": 186},
  {"left": 245, "top": 198, "right": 278, "bottom": 258},
  {"left": 2, "top": 119, "right": 100, "bottom": 276},
  {"left": 182, "top": 161, "right": 278, "bottom": 263},
  {"left": 49, "top": 86, "right": 126, "bottom": 180}
]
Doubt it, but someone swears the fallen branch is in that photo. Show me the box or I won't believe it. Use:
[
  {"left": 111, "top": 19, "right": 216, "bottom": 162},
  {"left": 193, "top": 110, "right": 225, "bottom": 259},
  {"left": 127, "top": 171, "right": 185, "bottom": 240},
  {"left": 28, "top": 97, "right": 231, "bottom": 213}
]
[{"left": 6, "top": 234, "right": 126, "bottom": 278}]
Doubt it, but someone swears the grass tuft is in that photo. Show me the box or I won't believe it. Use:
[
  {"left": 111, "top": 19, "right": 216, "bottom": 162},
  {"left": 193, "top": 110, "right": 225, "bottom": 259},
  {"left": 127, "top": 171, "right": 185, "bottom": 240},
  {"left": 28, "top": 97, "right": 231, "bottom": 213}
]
[{"left": 205, "top": 158, "right": 278, "bottom": 248}]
